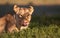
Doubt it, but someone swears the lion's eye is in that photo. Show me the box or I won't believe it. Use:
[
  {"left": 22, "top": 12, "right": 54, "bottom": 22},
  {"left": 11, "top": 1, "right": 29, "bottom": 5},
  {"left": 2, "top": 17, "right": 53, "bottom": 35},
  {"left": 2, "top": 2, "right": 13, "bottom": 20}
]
[
  {"left": 27, "top": 14, "right": 30, "bottom": 16},
  {"left": 21, "top": 15, "right": 22, "bottom": 16},
  {"left": 19, "top": 15, "right": 22, "bottom": 17}
]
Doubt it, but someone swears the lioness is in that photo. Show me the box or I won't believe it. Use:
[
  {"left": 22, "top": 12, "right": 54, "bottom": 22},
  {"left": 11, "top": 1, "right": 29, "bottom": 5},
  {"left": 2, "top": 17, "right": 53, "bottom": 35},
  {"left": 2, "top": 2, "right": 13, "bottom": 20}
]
[
  {"left": 0, "top": 5, "right": 34, "bottom": 33},
  {"left": 13, "top": 5, "right": 34, "bottom": 30}
]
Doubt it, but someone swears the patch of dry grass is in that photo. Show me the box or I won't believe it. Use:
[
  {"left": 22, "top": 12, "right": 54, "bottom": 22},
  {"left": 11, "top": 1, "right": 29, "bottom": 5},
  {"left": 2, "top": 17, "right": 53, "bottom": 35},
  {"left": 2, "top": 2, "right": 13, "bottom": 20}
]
[{"left": 0, "top": 0, "right": 60, "bottom": 5}]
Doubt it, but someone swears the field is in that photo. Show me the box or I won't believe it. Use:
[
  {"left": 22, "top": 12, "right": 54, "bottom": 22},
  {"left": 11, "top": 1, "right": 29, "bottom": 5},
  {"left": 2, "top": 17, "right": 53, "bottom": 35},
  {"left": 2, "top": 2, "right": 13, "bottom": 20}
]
[
  {"left": 0, "top": 16, "right": 60, "bottom": 38},
  {"left": 0, "top": 0, "right": 60, "bottom": 38}
]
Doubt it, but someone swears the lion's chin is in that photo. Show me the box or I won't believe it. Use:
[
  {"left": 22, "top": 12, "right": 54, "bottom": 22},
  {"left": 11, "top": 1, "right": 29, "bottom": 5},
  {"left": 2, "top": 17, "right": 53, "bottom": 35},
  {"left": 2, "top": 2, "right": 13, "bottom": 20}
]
[{"left": 20, "top": 25, "right": 28, "bottom": 30}]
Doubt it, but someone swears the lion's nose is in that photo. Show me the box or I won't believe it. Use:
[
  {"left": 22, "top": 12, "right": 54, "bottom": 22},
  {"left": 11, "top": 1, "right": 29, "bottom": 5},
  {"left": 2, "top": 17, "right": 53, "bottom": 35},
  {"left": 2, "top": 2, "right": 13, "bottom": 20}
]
[{"left": 22, "top": 21, "right": 29, "bottom": 26}]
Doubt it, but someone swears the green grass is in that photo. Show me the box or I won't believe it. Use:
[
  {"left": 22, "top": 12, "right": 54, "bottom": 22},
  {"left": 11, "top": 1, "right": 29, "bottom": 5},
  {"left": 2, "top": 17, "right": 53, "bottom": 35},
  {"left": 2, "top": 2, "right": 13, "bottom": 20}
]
[
  {"left": 0, "top": 23, "right": 60, "bottom": 38},
  {"left": 0, "top": 16, "right": 60, "bottom": 38}
]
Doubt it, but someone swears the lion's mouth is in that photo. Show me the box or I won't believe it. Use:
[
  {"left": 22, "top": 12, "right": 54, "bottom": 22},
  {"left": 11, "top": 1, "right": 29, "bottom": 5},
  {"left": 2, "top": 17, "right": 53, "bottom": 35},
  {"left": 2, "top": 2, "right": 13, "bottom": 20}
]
[{"left": 22, "top": 21, "right": 29, "bottom": 26}]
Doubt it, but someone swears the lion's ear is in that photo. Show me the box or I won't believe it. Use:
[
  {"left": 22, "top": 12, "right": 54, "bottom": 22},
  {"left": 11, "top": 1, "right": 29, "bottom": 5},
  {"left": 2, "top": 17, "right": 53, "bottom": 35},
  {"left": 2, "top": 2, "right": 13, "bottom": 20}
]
[
  {"left": 13, "top": 5, "right": 18, "bottom": 13},
  {"left": 13, "top": 5, "right": 20, "bottom": 14},
  {"left": 29, "top": 6, "right": 34, "bottom": 15},
  {"left": 14, "top": 5, "right": 17, "bottom": 8}
]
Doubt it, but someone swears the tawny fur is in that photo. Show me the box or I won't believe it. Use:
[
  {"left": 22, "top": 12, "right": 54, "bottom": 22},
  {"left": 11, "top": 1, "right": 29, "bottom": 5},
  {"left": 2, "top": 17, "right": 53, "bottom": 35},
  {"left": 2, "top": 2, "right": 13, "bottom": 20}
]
[
  {"left": 13, "top": 5, "right": 34, "bottom": 30},
  {"left": 0, "top": 4, "right": 34, "bottom": 33},
  {"left": 0, "top": 14, "right": 19, "bottom": 33}
]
